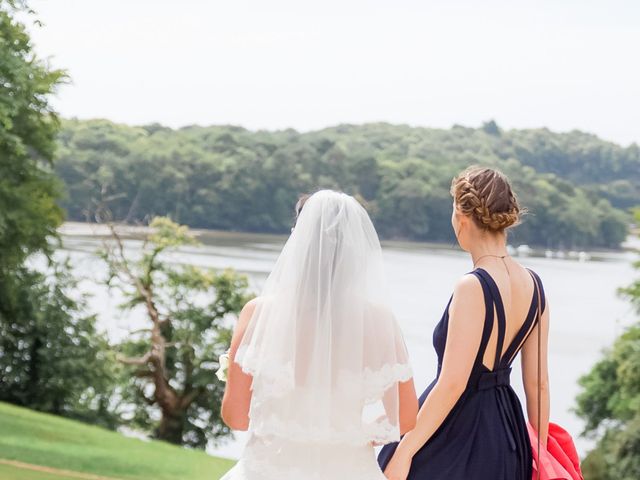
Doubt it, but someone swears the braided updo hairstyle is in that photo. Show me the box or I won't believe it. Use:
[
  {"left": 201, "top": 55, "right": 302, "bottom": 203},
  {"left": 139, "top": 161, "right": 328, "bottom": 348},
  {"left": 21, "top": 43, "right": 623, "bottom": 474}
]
[{"left": 450, "top": 166, "right": 522, "bottom": 232}]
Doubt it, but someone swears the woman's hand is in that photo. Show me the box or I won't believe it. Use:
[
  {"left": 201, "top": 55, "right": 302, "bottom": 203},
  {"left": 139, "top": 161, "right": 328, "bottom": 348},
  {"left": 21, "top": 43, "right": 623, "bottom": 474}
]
[{"left": 383, "top": 450, "right": 411, "bottom": 480}]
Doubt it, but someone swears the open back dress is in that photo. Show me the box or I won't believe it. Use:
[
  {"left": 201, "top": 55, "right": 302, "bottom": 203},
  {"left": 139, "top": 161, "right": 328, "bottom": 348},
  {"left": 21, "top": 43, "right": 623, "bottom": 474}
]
[{"left": 378, "top": 267, "right": 546, "bottom": 480}]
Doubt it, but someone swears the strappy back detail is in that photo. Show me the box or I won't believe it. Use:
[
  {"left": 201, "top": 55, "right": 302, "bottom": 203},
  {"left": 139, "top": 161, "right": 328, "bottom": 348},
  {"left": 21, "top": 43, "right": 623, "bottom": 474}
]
[
  {"left": 469, "top": 272, "right": 496, "bottom": 369},
  {"left": 470, "top": 268, "right": 546, "bottom": 372},
  {"left": 378, "top": 267, "right": 539, "bottom": 479}
]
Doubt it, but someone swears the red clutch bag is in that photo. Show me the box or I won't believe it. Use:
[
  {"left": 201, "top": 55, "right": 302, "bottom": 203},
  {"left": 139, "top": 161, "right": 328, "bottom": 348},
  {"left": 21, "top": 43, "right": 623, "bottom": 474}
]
[{"left": 527, "top": 422, "right": 584, "bottom": 480}]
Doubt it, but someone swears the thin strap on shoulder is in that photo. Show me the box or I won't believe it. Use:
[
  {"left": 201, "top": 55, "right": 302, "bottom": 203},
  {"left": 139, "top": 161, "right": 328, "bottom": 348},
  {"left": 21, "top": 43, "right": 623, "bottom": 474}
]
[
  {"left": 527, "top": 268, "right": 546, "bottom": 314},
  {"left": 502, "top": 283, "right": 539, "bottom": 366},
  {"left": 529, "top": 268, "right": 544, "bottom": 480},
  {"left": 469, "top": 270, "right": 495, "bottom": 369},
  {"left": 474, "top": 268, "right": 507, "bottom": 370},
  {"left": 501, "top": 269, "right": 544, "bottom": 366}
]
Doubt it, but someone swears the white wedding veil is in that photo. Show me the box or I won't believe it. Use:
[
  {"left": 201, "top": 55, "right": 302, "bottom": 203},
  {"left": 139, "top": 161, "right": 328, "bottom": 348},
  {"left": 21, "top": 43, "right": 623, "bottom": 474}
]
[{"left": 235, "top": 190, "right": 412, "bottom": 445}]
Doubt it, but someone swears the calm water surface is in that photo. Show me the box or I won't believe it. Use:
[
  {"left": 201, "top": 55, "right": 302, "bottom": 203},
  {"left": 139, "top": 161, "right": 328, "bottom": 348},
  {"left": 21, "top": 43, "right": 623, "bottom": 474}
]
[{"left": 56, "top": 223, "right": 639, "bottom": 459}]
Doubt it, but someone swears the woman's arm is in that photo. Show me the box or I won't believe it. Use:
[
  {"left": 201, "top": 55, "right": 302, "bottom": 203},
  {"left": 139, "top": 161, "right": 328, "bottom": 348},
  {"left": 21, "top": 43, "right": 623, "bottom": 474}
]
[
  {"left": 384, "top": 275, "right": 484, "bottom": 479},
  {"left": 520, "top": 299, "right": 550, "bottom": 447},
  {"left": 220, "top": 298, "right": 257, "bottom": 431}
]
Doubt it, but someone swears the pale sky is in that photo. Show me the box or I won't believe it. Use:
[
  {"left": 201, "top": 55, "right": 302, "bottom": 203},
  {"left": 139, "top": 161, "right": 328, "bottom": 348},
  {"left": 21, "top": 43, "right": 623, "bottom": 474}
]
[{"left": 27, "top": 0, "right": 640, "bottom": 146}]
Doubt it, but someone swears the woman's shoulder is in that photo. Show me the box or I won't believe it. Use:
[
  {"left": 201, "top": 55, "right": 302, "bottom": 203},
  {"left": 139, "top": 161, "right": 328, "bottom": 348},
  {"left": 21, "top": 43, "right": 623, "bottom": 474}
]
[
  {"left": 449, "top": 273, "right": 486, "bottom": 313},
  {"left": 524, "top": 266, "right": 544, "bottom": 283},
  {"left": 447, "top": 272, "right": 488, "bottom": 328},
  {"left": 523, "top": 267, "right": 547, "bottom": 309},
  {"left": 453, "top": 270, "right": 484, "bottom": 296}
]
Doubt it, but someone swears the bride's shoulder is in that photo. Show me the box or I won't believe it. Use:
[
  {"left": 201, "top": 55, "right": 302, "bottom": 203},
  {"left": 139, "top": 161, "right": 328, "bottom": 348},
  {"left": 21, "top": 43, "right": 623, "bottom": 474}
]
[
  {"left": 239, "top": 295, "right": 278, "bottom": 319},
  {"left": 364, "top": 302, "right": 398, "bottom": 330},
  {"left": 238, "top": 296, "right": 263, "bottom": 323},
  {"left": 245, "top": 293, "right": 274, "bottom": 307},
  {"left": 243, "top": 296, "right": 259, "bottom": 309},
  {"left": 365, "top": 301, "right": 394, "bottom": 318}
]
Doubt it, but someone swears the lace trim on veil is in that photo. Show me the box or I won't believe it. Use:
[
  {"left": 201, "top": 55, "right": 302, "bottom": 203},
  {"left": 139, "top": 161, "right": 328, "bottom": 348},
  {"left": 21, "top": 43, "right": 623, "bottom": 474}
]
[
  {"left": 235, "top": 346, "right": 412, "bottom": 445},
  {"left": 362, "top": 362, "right": 413, "bottom": 403}
]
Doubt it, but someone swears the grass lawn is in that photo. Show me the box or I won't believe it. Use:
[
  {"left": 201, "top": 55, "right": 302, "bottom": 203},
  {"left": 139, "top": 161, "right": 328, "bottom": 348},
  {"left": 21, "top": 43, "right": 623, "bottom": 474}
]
[
  {"left": 0, "top": 402, "right": 235, "bottom": 480},
  {"left": 0, "top": 463, "right": 66, "bottom": 480}
]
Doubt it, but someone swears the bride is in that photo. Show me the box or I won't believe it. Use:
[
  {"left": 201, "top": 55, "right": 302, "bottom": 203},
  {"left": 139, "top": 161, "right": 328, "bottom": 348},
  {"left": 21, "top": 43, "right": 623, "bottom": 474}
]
[{"left": 220, "top": 190, "right": 418, "bottom": 480}]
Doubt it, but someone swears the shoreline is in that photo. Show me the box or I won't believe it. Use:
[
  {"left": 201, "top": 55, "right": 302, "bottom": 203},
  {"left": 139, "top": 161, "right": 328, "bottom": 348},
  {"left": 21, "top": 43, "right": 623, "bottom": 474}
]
[{"left": 57, "top": 221, "right": 638, "bottom": 260}]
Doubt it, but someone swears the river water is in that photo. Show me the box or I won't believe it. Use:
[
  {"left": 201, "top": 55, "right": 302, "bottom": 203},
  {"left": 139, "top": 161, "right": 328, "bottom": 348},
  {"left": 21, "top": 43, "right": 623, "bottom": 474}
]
[{"left": 56, "top": 222, "right": 639, "bottom": 460}]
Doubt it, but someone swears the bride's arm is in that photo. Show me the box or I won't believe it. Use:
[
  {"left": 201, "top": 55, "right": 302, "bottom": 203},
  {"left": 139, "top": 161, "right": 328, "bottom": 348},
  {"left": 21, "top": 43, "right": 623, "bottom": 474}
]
[
  {"left": 398, "top": 379, "right": 419, "bottom": 434},
  {"left": 384, "top": 275, "right": 484, "bottom": 478},
  {"left": 221, "top": 299, "right": 257, "bottom": 431},
  {"left": 371, "top": 306, "right": 419, "bottom": 436}
]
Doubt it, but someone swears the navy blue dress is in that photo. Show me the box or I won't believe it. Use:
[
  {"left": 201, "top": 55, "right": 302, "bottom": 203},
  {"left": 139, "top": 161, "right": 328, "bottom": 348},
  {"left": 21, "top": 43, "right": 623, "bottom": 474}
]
[{"left": 378, "top": 267, "right": 546, "bottom": 480}]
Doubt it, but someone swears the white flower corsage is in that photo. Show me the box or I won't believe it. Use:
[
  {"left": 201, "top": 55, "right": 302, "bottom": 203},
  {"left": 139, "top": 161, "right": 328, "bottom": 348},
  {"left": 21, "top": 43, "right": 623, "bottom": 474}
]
[{"left": 216, "top": 350, "right": 230, "bottom": 382}]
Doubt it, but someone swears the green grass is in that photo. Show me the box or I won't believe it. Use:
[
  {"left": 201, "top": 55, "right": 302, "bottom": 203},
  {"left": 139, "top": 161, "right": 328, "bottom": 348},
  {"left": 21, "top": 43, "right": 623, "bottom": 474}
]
[
  {"left": 0, "top": 402, "right": 235, "bottom": 480},
  {"left": 0, "top": 463, "right": 65, "bottom": 480}
]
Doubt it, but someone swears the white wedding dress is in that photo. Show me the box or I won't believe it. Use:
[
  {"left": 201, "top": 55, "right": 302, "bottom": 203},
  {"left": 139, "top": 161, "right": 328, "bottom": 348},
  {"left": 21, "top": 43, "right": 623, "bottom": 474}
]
[
  {"left": 222, "top": 434, "right": 385, "bottom": 480},
  {"left": 220, "top": 191, "right": 413, "bottom": 480}
]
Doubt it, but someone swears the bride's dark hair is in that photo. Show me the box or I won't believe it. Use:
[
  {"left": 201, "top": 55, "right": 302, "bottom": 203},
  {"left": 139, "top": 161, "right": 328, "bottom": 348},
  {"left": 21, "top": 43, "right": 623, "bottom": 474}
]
[
  {"left": 295, "top": 194, "right": 311, "bottom": 218},
  {"left": 293, "top": 190, "right": 370, "bottom": 230},
  {"left": 292, "top": 193, "right": 311, "bottom": 228}
]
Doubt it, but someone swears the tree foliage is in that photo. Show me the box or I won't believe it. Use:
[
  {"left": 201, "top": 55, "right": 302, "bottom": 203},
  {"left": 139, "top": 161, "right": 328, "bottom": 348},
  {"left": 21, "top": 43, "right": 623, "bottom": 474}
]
[
  {"left": 0, "top": 1, "right": 116, "bottom": 429},
  {"left": 0, "top": 260, "right": 117, "bottom": 428},
  {"left": 101, "top": 217, "right": 253, "bottom": 448},
  {"left": 0, "top": 0, "right": 65, "bottom": 270},
  {"left": 55, "top": 120, "right": 633, "bottom": 249},
  {"left": 576, "top": 213, "right": 640, "bottom": 479}
]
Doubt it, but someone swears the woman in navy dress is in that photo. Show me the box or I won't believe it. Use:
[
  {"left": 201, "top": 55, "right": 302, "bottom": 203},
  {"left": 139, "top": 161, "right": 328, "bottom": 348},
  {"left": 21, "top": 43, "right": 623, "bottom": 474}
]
[{"left": 379, "top": 166, "right": 550, "bottom": 480}]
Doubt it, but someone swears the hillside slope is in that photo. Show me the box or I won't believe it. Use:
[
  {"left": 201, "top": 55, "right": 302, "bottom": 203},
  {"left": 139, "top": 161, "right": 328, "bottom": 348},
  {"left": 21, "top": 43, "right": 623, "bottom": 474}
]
[
  {"left": 55, "top": 119, "right": 634, "bottom": 248},
  {"left": 0, "top": 402, "right": 234, "bottom": 480}
]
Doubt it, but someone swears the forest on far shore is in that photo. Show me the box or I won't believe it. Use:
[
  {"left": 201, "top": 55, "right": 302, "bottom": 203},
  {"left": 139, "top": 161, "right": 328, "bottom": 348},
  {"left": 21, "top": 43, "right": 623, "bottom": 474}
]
[{"left": 55, "top": 118, "right": 639, "bottom": 249}]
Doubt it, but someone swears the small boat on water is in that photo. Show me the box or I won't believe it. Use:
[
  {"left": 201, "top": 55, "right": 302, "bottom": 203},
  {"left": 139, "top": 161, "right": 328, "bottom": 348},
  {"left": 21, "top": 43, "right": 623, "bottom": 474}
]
[{"left": 578, "top": 251, "right": 591, "bottom": 262}]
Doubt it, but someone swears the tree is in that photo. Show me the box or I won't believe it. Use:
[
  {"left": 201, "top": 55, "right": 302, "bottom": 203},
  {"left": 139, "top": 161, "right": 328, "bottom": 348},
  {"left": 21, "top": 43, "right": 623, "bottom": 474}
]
[
  {"left": 575, "top": 210, "right": 640, "bottom": 479},
  {"left": 0, "top": 260, "right": 118, "bottom": 428},
  {"left": 54, "top": 119, "right": 632, "bottom": 249},
  {"left": 0, "top": 1, "right": 117, "bottom": 429},
  {"left": 481, "top": 119, "right": 501, "bottom": 136},
  {"left": 0, "top": 0, "right": 65, "bottom": 271},
  {"left": 101, "top": 217, "right": 253, "bottom": 447}
]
